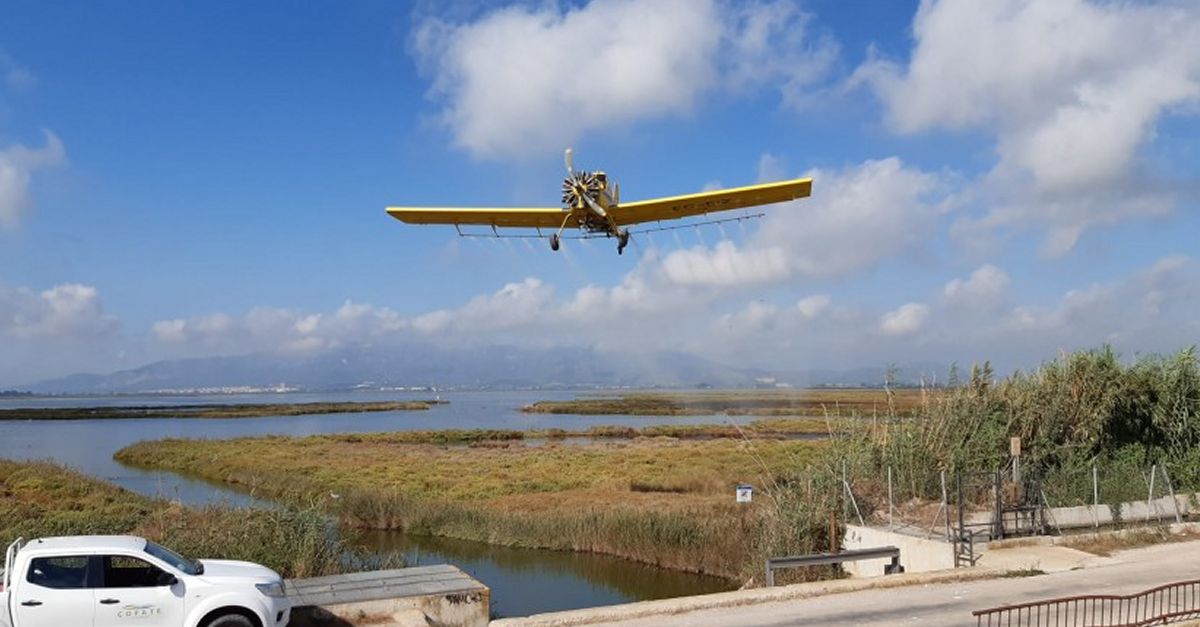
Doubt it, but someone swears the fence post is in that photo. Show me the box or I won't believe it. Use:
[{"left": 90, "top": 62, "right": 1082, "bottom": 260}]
[
  {"left": 1092, "top": 463, "right": 1099, "bottom": 529},
  {"left": 994, "top": 469, "right": 1003, "bottom": 539},
  {"left": 1147, "top": 464, "right": 1158, "bottom": 523},
  {"left": 941, "top": 470, "right": 950, "bottom": 541},
  {"left": 1161, "top": 465, "right": 1183, "bottom": 524},
  {"left": 888, "top": 465, "right": 894, "bottom": 529}
]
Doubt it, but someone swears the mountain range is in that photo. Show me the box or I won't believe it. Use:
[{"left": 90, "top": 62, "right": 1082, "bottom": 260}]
[{"left": 25, "top": 343, "right": 948, "bottom": 394}]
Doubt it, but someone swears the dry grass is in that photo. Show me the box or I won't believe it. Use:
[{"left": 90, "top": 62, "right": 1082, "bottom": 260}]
[
  {"left": 523, "top": 389, "right": 929, "bottom": 417},
  {"left": 1059, "top": 526, "right": 1200, "bottom": 557},
  {"left": 0, "top": 458, "right": 385, "bottom": 578},
  {"left": 116, "top": 432, "right": 826, "bottom": 580}
]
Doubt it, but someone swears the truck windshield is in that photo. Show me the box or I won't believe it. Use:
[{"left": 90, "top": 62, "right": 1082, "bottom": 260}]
[{"left": 144, "top": 541, "right": 202, "bottom": 575}]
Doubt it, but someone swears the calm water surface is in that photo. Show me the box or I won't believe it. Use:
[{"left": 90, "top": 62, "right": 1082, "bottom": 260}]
[{"left": 0, "top": 390, "right": 737, "bottom": 617}]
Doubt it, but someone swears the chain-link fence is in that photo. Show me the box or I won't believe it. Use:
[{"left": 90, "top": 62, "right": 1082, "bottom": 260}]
[{"left": 842, "top": 457, "right": 1197, "bottom": 540}]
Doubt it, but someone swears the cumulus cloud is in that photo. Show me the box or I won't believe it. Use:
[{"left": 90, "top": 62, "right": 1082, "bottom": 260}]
[
  {"left": 0, "top": 283, "right": 116, "bottom": 340},
  {"left": 412, "top": 278, "right": 554, "bottom": 334},
  {"left": 130, "top": 252, "right": 1200, "bottom": 381},
  {"left": 796, "top": 294, "right": 831, "bottom": 319},
  {"left": 653, "top": 157, "right": 946, "bottom": 287},
  {"left": 0, "top": 131, "right": 66, "bottom": 229},
  {"left": 411, "top": 0, "right": 836, "bottom": 158},
  {"left": 880, "top": 302, "right": 930, "bottom": 336},
  {"left": 856, "top": 0, "right": 1200, "bottom": 255},
  {"left": 153, "top": 301, "right": 410, "bottom": 356},
  {"left": 944, "top": 264, "right": 1010, "bottom": 308},
  {"left": 659, "top": 241, "right": 791, "bottom": 287}
]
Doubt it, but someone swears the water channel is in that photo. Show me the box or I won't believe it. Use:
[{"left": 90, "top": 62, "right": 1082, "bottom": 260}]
[{"left": 0, "top": 390, "right": 736, "bottom": 617}]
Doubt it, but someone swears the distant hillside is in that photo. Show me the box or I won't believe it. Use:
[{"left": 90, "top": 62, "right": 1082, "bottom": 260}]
[
  {"left": 27, "top": 343, "right": 950, "bottom": 394},
  {"left": 27, "top": 344, "right": 757, "bottom": 394}
]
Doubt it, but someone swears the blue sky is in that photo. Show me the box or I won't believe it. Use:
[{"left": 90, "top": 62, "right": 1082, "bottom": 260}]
[{"left": 1, "top": 0, "right": 1198, "bottom": 386}]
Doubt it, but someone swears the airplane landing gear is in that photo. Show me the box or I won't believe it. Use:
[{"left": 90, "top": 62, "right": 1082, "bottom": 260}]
[
  {"left": 617, "top": 230, "right": 630, "bottom": 255},
  {"left": 549, "top": 233, "right": 561, "bottom": 251}
]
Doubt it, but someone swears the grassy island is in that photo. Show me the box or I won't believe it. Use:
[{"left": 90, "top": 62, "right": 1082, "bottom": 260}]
[
  {"left": 0, "top": 400, "right": 443, "bottom": 421},
  {"left": 116, "top": 428, "right": 826, "bottom": 582},
  {"left": 522, "top": 388, "right": 927, "bottom": 417}
]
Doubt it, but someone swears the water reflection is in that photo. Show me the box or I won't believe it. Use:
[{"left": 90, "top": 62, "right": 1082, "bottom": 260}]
[{"left": 352, "top": 530, "right": 733, "bottom": 618}]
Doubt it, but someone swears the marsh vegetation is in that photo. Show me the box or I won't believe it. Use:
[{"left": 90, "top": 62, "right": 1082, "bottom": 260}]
[
  {"left": 523, "top": 388, "right": 928, "bottom": 417},
  {"left": 0, "top": 459, "right": 388, "bottom": 578},
  {"left": 32, "top": 346, "right": 1196, "bottom": 589},
  {"left": 116, "top": 428, "right": 828, "bottom": 582},
  {"left": 0, "top": 400, "right": 442, "bottom": 421}
]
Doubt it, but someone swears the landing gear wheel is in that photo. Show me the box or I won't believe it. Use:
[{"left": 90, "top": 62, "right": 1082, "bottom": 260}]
[
  {"left": 617, "top": 230, "right": 630, "bottom": 255},
  {"left": 549, "top": 233, "right": 561, "bottom": 251}
]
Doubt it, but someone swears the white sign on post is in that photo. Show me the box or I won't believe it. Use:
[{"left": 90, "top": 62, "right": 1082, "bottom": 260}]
[{"left": 736, "top": 484, "right": 753, "bottom": 503}]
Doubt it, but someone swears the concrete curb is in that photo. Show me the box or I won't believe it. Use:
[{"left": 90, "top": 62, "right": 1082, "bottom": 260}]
[{"left": 490, "top": 567, "right": 1011, "bottom": 626}]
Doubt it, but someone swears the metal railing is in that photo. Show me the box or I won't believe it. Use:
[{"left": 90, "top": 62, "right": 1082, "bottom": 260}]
[
  {"left": 766, "top": 546, "right": 902, "bottom": 586},
  {"left": 974, "top": 579, "right": 1200, "bottom": 626}
]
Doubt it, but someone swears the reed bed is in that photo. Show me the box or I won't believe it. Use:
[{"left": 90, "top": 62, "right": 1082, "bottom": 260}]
[
  {"left": 523, "top": 388, "right": 927, "bottom": 417},
  {"left": 830, "top": 347, "right": 1200, "bottom": 519},
  {"left": 0, "top": 458, "right": 383, "bottom": 578},
  {"left": 116, "top": 432, "right": 829, "bottom": 582}
]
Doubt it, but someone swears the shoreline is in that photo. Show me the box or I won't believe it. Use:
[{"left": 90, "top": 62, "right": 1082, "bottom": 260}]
[{"left": 0, "top": 400, "right": 444, "bottom": 420}]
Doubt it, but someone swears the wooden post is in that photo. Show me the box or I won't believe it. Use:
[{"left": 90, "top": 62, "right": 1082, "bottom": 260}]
[{"left": 1092, "top": 463, "right": 1099, "bottom": 529}]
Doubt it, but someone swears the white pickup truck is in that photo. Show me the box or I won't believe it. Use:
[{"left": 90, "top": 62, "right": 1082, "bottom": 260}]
[{"left": 1, "top": 536, "right": 291, "bottom": 627}]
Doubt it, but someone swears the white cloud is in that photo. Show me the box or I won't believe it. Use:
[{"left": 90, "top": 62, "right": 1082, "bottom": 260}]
[
  {"left": 128, "top": 254, "right": 1200, "bottom": 382},
  {"left": 796, "top": 294, "right": 831, "bottom": 319},
  {"left": 944, "top": 264, "right": 1010, "bottom": 307},
  {"left": 659, "top": 241, "right": 790, "bottom": 287},
  {"left": 0, "top": 131, "right": 66, "bottom": 229},
  {"left": 411, "top": 0, "right": 836, "bottom": 158},
  {"left": 152, "top": 301, "right": 412, "bottom": 356},
  {"left": 656, "top": 157, "right": 946, "bottom": 287},
  {"left": 880, "top": 302, "right": 931, "bottom": 336},
  {"left": 0, "top": 283, "right": 116, "bottom": 340},
  {"left": 856, "top": 0, "right": 1200, "bottom": 255},
  {"left": 413, "top": 277, "right": 554, "bottom": 334}
]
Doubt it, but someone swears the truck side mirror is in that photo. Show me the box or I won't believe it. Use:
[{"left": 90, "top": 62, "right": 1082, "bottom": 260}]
[{"left": 157, "top": 572, "right": 179, "bottom": 587}]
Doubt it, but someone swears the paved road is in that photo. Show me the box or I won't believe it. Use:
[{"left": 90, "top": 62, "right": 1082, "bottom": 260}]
[{"left": 600, "top": 541, "right": 1200, "bottom": 626}]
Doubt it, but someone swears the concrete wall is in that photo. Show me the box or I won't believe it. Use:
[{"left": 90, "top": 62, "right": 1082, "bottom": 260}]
[
  {"left": 966, "top": 493, "right": 1197, "bottom": 531},
  {"left": 842, "top": 525, "right": 955, "bottom": 578},
  {"left": 318, "top": 590, "right": 489, "bottom": 627}
]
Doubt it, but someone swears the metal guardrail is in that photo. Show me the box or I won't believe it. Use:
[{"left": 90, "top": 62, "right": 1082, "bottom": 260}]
[
  {"left": 973, "top": 578, "right": 1200, "bottom": 626},
  {"left": 765, "top": 546, "right": 902, "bottom": 586}
]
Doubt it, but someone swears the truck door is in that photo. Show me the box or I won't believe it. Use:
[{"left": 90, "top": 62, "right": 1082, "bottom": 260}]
[
  {"left": 92, "top": 555, "right": 184, "bottom": 627},
  {"left": 15, "top": 555, "right": 95, "bottom": 627}
]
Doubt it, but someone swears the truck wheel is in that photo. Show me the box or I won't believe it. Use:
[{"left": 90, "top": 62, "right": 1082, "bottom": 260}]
[{"left": 204, "top": 614, "right": 255, "bottom": 627}]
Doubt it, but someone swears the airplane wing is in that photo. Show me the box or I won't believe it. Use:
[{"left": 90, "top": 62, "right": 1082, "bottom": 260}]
[
  {"left": 386, "top": 206, "right": 577, "bottom": 229},
  {"left": 612, "top": 177, "right": 812, "bottom": 226}
]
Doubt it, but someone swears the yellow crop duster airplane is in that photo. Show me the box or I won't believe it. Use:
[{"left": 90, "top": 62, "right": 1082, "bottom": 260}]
[{"left": 386, "top": 149, "right": 812, "bottom": 255}]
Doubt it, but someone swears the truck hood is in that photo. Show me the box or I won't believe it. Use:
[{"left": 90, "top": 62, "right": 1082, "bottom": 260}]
[{"left": 196, "top": 559, "right": 280, "bottom": 584}]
